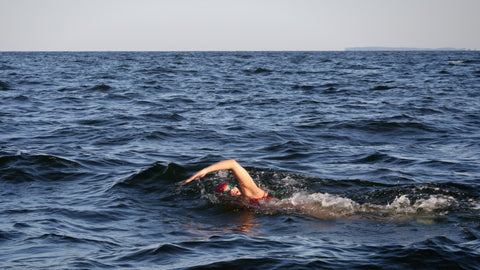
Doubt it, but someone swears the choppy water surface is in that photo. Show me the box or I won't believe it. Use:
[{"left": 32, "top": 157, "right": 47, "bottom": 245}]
[{"left": 1, "top": 51, "right": 479, "bottom": 269}]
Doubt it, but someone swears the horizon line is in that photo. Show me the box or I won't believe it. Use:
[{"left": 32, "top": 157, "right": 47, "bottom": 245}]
[{"left": 0, "top": 47, "right": 476, "bottom": 53}]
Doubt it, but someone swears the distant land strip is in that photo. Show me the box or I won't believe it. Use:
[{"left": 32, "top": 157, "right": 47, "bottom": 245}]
[{"left": 345, "top": 47, "right": 472, "bottom": 51}]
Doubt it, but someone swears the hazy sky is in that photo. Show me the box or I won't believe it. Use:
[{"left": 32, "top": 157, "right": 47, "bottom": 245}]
[{"left": 1, "top": 0, "right": 479, "bottom": 51}]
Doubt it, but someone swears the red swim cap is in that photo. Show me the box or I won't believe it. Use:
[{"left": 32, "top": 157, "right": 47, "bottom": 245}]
[{"left": 215, "top": 183, "right": 231, "bottom": 193}]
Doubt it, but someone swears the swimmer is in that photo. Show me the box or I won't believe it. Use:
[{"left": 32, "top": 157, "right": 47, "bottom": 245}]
[
  {"left": 185, "top": 159, "right": 270, "bottom": 205},
  {"left": 185, "top": 160, "right": 342, "bottom": 219}
]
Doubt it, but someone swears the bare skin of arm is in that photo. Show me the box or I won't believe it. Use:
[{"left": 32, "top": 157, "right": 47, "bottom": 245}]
[{"left": 185, "top": 159, "right": 266, "bottom": 199}]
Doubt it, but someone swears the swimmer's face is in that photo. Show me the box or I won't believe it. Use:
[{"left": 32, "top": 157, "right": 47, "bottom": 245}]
[{"left": 222, "top": 185, "right": 242, "bottom": 197}]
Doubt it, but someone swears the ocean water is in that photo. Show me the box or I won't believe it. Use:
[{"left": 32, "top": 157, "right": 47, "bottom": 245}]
[{"left": 0, "top": 51, "right": 479, "bottom": 269}]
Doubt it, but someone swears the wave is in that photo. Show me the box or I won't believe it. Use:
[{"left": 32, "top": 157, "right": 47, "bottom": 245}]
[
  {"left": 0, "top": 80, "right": 11, "bottom": 90},
  {"left": 26, "top": 232, "right": 118, "bottom": 247},
  {"left": 0, "top": 154, "right": 89, "bottom": 183},
  {"left": 89, "top": 83, "right": 112, "bottom": 91},
  {"left": 292, "top": 84, "right": 315, "bottom": 90},
  {"left": 293, "top": 115, "right": 438, "bottom": 135},
  {"left": 371, "top": 85, "right": 396, "bottom": 91},
  {"left": 352, "top": 151, "right": 418, "bottom": 167},
  {"left": 331, "top": 118, "right": 442, "bottom": 134},
  {"left": 112, "top": 235, "right": 480, "bottom": 269},
  {"left": 2, "top": 151, "right": 468, "bottom": 225},
  {"left": 117, "top": 243, "right": 191, "bottom": 264},
  {"left": 6, "top": 154, "right": 468, "bottom": 222},
  {"left": 244, "top": 67, "right": 272, "bottom": 74},
  {"left": 112, "top": 162, "right": 186, "bottom": 193},
  {"left": 107, "top": 163, "right": 478, "bottom": 221}
]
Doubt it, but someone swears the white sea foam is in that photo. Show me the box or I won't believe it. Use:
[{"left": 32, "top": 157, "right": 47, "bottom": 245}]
[
  {"left": 470, "top": 199, "right": 480, "bottom": 210},
  {"left": 286, "top": 192, "right": 357, "bottom": 210},
  {"left": 385, "top": 195, "right": 457, "bottom": 214},
  {"left": 266, "top": 192, "right": 458, "bottom": 219},
  {"left": 448, "top": 60, "right": 465, "bottom": 64}
]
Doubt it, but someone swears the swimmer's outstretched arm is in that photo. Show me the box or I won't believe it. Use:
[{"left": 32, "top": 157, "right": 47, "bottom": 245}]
[{"left": 185, "top": 159, "right": 265, "bottom": 199}]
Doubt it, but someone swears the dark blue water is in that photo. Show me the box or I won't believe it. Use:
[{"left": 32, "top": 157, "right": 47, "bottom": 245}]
[{"left": 1, "top": 51, "right": 479, "bottom": 269}]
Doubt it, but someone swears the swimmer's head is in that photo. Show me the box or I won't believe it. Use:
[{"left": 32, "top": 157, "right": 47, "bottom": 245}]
[
  {"left": 215, "top": 183, "right": 241, "bottom": 196},
  {"left": 215, "top": 183, "right": 232, "bottom": 193}
]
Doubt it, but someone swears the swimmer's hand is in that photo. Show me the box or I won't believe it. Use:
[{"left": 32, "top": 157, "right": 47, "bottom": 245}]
[{"left": 185, "top": 170, "right": 207, "bottom": 183}]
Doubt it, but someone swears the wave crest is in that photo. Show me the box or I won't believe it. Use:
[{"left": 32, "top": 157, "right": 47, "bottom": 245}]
[{"left": 0, "top": 154, "right": 87, "bottom": 182}]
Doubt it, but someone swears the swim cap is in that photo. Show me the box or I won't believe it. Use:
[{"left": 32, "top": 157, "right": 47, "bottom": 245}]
[{"left": 215, "top": 183, "right": 231, "bottom": 193}]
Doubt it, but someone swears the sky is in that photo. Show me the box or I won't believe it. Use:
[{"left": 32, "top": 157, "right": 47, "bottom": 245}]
[{"left": 0, "top": 0, "right": 479, "bottom": 51}]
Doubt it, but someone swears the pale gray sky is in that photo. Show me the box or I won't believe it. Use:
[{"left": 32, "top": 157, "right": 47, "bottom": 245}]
[{"left": 1, "top": 0, "right": 479, "bottom": 51}]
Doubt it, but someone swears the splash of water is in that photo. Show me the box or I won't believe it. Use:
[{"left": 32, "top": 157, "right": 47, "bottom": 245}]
[{"left": 258, "top": 192, "right": 458, "bottom": 220}]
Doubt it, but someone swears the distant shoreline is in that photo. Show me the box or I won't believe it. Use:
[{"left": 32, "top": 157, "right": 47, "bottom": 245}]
[{"left": 345, "top": 47, "right": 472, "bottom": 51}]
